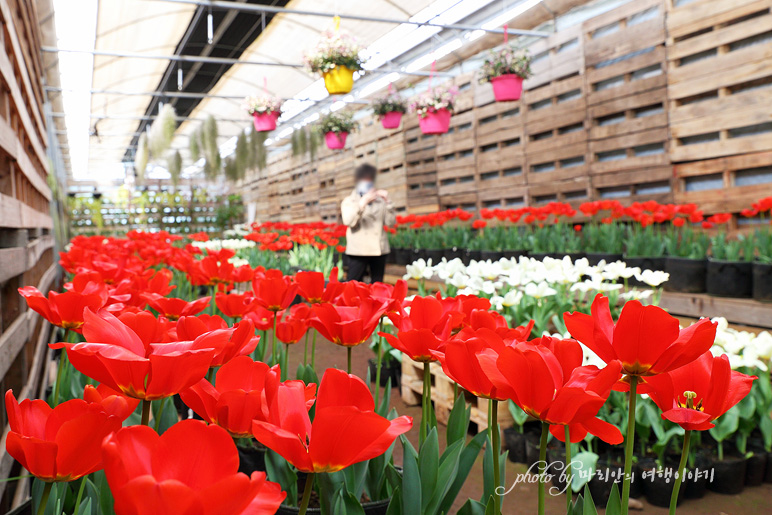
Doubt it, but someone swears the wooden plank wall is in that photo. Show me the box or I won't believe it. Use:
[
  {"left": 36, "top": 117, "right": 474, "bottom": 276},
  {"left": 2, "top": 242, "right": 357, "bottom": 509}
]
[
  {"left": 0, "top": 0, "right": 56, "bottom": 508},
  {"left": 242, "top": 0, "right": 772, "bottom": 223}
]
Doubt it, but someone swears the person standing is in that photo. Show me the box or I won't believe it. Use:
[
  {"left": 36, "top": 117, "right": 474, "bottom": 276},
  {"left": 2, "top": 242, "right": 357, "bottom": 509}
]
[{"left": 340, "top": 164, "right": 395, "bottom": 283}]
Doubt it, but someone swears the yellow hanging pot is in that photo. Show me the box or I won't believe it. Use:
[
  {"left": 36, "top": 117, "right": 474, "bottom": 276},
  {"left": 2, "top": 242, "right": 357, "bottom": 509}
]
[{"left": 323, "top": 65, "right": 355, "bottom": 95}]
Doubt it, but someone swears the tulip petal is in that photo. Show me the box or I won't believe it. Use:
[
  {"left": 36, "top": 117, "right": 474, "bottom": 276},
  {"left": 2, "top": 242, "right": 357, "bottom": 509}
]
[
  {"left": 315, "top": 368, "right": 374, "bottom": 412},
  {"left": 612, "top": 301, "right": 680, "bottom": 374},
  {"left": 114, "top": 477, "right": 202, "bottom": 515}
]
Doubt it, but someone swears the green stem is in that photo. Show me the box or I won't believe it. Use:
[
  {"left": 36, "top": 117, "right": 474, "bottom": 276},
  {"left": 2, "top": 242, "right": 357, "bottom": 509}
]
[
  {"left": 284, "top": 344, "right": 290, "bottom": 380},
  {"left": 141, "top": 400, "right": 151, "bottom": 426},
  {"left": 52, "top": 349, "right": 67, "bottom": 406},
  {"left": 669, "top": 430, "right": 691, "bottom": 515},
  {"left": 37, "top": 482, "right": 52, "bottom": 515},
  {"left": 492, "top": 400, "right": 501, "bottom": 514},
  {"left": 74, "top": 476, "right": 87, "bottom": 515},
  {"left": 421, "top": 361, "right": 431, "bottom": 446},
  {"left": 271, "top": 314, "right": 278, "bottom": 366},
  {"left": 565, "top": 425, "right": 572, "bottom": 512},
  {"left": 298, "top": 473, "right": 315, "bottom": 515},
  {"left": 207, "top": 367, "right": 215, "bottom": 384},
  {"left": 303, "top": 332, "right": 309, "bottom": 366},
  {"left": 718, "top": 440, "right": 723, "bottom": 461},
  {"left": 347, "top": 347, "right": 352, "bottom": 375},
  {"left": 374, "top": 320, "right": 384, "bottom": 407},
  {"left": 621, "top": 375, "right": 639, "bottom": 515},
  {"left": 154, "top": 398, "right": 168, "bottom": 432},
  {"left": 260, "top": 330, "right": 267, "bottom": 362},
  {"left": 311, "top": 331, "right": 317, "bottom": 369},
  {"left": 538, "top": 422, "right": 549, "bottom": 515}
]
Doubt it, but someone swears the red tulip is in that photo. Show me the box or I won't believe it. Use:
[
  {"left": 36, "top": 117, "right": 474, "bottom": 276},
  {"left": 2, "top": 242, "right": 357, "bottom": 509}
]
[
  {"left": 51, "top": 310, "right": 216, "bottom": 400},
  {"left": 295, "top": 268, "right": 342, "bottom": 303},
  {"left": 252, "top": 269, "right": 299, "bottom": 312},
  {"left": 83, "top": 384, "right": 140, "bottom": 421},
  {"left": 180, "top": 356, "right": 316, "bottom": 438},
  {"left": 243, "top": 306, "right": 276, "bottom": 332},
  {"left": 103, "top": 420, "right": 285, "bottom": 514},
  {"left": 370, "top": 280, "right": 408, "bottom": 313},
  {"left": 643, "top": 352, "right": 756, "bottom": 431},
  {"left": 177, "top": 317, "right": 259, "bottom": 367},
  {"left": 380, "top": 295, "right": 458, "bottom": 362},
  {"left": 5, "top": 390, "right": 121, "bottom": 481},
  {"left": 142, "top": 293, "right": 211, "bottom": 321},
  {"left": 18, "top": 286, "right": 105, "bottom": 332},
  {"left": 276, "top": 305, "right": 311, "bottom": 345},
  {"left": 480, "top": 337, "right": 624, "bottom": 443},
  {"left": 311, "top": 298, "right": 388, "bottom": 347},
  {"left": 252, "top": 369, "right": 412, "bottom": 473},
  {"left": 564, "top": 294, "right": 716, "bottom": 382},
  {"left": 215, "top": 291, "right": 260, "bottom": 319}
]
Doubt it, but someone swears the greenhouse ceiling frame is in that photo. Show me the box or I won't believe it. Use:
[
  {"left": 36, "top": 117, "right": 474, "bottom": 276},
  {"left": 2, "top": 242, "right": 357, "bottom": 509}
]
[{"left": 152, "top": 0, "right": 551, "bottom": 37}]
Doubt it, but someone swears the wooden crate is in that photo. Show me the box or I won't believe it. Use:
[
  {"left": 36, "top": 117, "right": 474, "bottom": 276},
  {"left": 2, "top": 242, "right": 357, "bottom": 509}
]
[
  {"left": 401, "top": 359, "right": 513, "bottom": 432},
  {"left": 667, "top": 0, "right": 772, "bottom": 162},
  {"left": 529, "top": 177, "right": 592, "bottom": 205},
  {"left": 673, "top": 151, "right": 772, "bottom": 213},
  {"left": 524, "top": 24, "right": 585, "bottom": 91}
]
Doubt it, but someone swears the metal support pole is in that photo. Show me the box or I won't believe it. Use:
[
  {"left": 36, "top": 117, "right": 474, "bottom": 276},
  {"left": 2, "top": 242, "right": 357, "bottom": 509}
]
[{"left": 148, "top": 0, "right": 550, "bottom": 37}]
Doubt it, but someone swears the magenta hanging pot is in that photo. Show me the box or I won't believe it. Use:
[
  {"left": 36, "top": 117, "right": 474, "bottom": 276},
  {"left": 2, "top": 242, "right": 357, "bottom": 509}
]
[
  {"left": 252, "top": 111, "right": 279, "bottom": 132},
  {"left": 325, "top": 131, "right": 348, "bottom": 149},
  {"left": 417, "top": 108, "right": 451, "bottom": 135},
  {"left": 380, "top": 111, "right": 403, "bottom": 129},
  {"left": 491, "top": 74, "right": 524, "bottom": 102}
]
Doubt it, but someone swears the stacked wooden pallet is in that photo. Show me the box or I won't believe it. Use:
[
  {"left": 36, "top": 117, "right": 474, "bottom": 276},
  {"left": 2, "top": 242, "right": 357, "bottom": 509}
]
[
  {"left": 0, "top": 0, "right": 58, "bottom": 507},
  {"left": 584, "top": 0, "right": 673, "bottom": 204},
  {"left": 668, "top": 0, "right": 772, "bottom": 214}
]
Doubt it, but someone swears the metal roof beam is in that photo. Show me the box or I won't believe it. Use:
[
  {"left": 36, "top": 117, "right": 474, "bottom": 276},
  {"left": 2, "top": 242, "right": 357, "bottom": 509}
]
[
  {"left": 41, "top": 47, "right": 454, "bottom": 77},
  {"left": 149, "top": 0, "right": 550, "bottom": 37}
]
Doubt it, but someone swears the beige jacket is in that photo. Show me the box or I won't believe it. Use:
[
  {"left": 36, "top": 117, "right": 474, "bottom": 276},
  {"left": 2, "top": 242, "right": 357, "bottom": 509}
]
[{"left": 341, "top": 190, "right": 396, "bottom": 256}]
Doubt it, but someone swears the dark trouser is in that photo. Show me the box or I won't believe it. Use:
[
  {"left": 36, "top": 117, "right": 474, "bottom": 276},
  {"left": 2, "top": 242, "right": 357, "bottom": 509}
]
[{"left": 346, "top": 254, "right": 388, "bottom": 283}]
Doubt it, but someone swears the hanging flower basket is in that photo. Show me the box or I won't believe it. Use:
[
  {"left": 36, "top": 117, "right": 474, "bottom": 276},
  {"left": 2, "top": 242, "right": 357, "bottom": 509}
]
[
  {"left": 491, "top": 74, "right": 524, "bottom": 102},
  {"left": 252, "top": 111, "right": 280, "bottom": 132},
  {"left": 417, "top": 108, "right": 452, "bottom": 135},
  {"left": 479, "top": 45, "right": 532, "bottom": 103},
  {"left": 325, "top": 131, "right": 348, "bottom": 149},
  {"left": 305, "top": 30, "right": 365, "bottom": 95},
  {"left": 380, "top": 111, "right": 403, "bottom": 129},
  {"left": 323, "top": 65, "right": 355, "bottom": 95},
  {"left": 243, "top": 94, "right": 282, "bottom": 132}
]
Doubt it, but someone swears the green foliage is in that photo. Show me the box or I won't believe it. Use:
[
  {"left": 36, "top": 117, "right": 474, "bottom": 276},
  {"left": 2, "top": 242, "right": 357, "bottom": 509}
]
[
  {"left": 318, "top": 111, "right": 358, "bottom": 134},
  {"left": 582, "top": 222, "right": 625, "bottom": 254},
  {"left": 372, "top": 91, "right": 408, "bottom": 117},
  {"left": 624, "top": 224, "right": 666, "bottom": 258},
  {"left": 665, "top": 225, "right": 710, "bottom": 259},
  {"left": 710, "top": 233, "right": 755, "bottom": 262},
  {"left": 479, "top": 45, "right": 532, "bottom": 82},
  {"left": 288, "top": 244, "right": 343, "bottom": 277},
  {"left": 214, "top": 194, "right": 244, "bottom": 232}
]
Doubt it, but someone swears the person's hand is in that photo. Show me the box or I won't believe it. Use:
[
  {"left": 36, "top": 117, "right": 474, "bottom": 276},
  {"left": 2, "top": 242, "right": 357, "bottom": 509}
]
[
  {"left": 375, "top": 189, "right": 390, "bottom": 200},
  {"left": 359, "top": 190, "right": 378, "bottom": 210}
]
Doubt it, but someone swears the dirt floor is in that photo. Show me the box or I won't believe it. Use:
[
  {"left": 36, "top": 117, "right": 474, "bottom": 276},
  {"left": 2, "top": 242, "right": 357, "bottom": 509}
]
[{"left": 287, "top": 330, "right": 772, "bottom": 514}]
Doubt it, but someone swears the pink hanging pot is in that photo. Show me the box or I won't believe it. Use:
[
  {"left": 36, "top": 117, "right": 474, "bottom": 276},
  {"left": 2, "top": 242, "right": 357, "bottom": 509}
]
[
  {"left": 325, "top": 131, "right": 348, "bottom": 149},
  {"left": 380, "top": 111, "right": 403, "bottom": 129},
  {"left": 418, "top": 108, "right": 451, "bottom": 135},
  {"left": 490, "top": 74, "right": 524, "bottom": 102},
  {"left": 252, "top": 111, "right": 279, "bottom": 132}
]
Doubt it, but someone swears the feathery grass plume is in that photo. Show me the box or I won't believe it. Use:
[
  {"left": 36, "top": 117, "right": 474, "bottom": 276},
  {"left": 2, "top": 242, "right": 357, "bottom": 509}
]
[
  {"left": 224, "top": 156, "right": 239, "bottom": 182},
  {"left": 248, "top": 129, "right": 268, "bottom": 170},
  {"left": 189, "top": 129, "right": 200, "bottom": 161},
  {"left": 148, "top": 104, "right": 177, "bottom": 158},
  {"left": 135, "top": 132, "right": 149, "bottom": 184},
  {"left": 167, "top": 150, "right": 182, "bottom": 187},
  {"left": 200, "top": 115, "right": 221, "bottom": 179},
  {"left": 235, "top": 132, "right": 249, "bottom": 179}
]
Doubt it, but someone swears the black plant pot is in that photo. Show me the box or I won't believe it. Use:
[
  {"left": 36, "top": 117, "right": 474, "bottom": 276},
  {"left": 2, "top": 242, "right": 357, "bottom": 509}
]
[
  {"left": 624, "top": 256, "right": 666, "bottom": 286},
  {"left": 638, "top": 460, "right": 684, "bottom": 508},
  {"left": 706, "top": 259, "right": 753, "bottom": 298},
  {"left": 237, "top": 444, "right": 267, "bottom": 475},
  {"left": 425, "top": 248, "right": 444, "bottom": 263},
  {"left": 462, "top": 249, "right": 482, "bottom": 264},
  {"left": 664, "top": 257, "right": 707, "bottom": 293},
  {"left": 546, "top": 447, "right": 570, "bottom": 493},
  {"left": 276, "top": 473, "right": 392, "bottom": 515},
  {"left": 752, "top": 262, "right": 772, "bottom": 302},
  {"left": 745, "top": 450, "right": 767, "bottom": 487},
  {"left": 445, "top": 247, "right": 463, "bottom": 261},
  {"left": 502, "top": 249, "right": 528, "bottom": 260},
  {"left": 479, "top": 250, "right": 504, "bottom": 261},
  {"left": 503, "top": 427, "right": 528, "bottom": 464},
  {"left": 586, "top": 253, "right": 623, "bottom": 266},
  {"left": 708, "top": 455, "right": 747, "bottom": 495},
  {"left": 529, "top": 252, "right": 558, "bottom": 261},
  {"left": 684, "top": 453, "right": 711, "bottom": 499},
  {"left": 525, "top": 438, "right": 542, "bottom": 468},
  {"left": 588, "top": 460, "right": 625, "bottom": 506},
  {"left": 385, "top": 249, "right": 396, "bottom": 264},
  {"left": 368, "top": 358, "right": 401, "bottom": 387},
  {"left": 411, "top": 248, "right": 425, "bottom": 263},
  {"left": 765, "top": 451, "right": 772, "bottom": 483}
]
